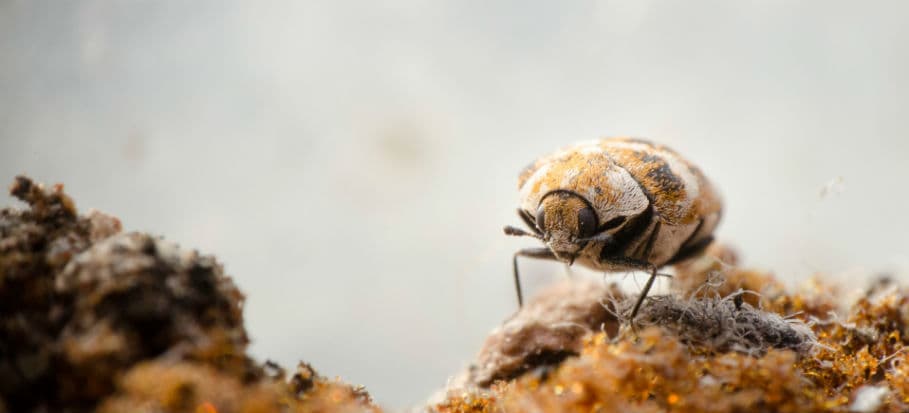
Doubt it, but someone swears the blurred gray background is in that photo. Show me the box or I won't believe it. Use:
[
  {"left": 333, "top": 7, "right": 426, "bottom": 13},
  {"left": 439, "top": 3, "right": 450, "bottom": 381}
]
[{"left": 2, "top": 1, "right": 908, "bottom": 408}]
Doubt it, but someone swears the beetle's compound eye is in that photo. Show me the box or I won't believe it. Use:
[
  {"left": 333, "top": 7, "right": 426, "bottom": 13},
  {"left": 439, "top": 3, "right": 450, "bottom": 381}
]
[
  {"left": 577, "top": 207, "right": 598, "bottom": 238},
  {"left": 535, "top": 205, "right": 546, "bottom": 231}
]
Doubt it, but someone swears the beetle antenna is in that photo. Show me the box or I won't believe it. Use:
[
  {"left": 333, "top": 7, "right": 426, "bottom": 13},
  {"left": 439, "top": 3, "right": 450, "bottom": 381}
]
[{"left": 503, "top": 225, "right": 542, "bottom": 240}]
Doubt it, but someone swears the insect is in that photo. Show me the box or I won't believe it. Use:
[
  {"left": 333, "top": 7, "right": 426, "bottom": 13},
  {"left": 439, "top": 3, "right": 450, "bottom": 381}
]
[{"left": 504, "top": 137, "right": 722, "bottom": 322}]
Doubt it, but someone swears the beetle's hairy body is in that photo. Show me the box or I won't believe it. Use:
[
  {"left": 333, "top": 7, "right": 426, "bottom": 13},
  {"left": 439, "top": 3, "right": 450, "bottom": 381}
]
[{"left": 516, "top": 137, "right": 722, "bottom": 272}]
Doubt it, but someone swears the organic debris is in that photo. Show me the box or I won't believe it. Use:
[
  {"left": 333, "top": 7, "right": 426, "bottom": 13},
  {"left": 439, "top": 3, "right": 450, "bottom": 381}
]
[
  {"left": 1, "top": 176, "right": 122, "bottom": 410},
  {"left": 96, "top": 360, "right": 378, "bottom": 413},
  {"left": 451, "top": 279, "right": 623, "bottom": 389},
  {"left": 432, "top": 246, "right": 909, "bottom": 413},
  {"left": 6, "top": 175, "right": 909, "bottom": 412},
  {"left": 0, "top": 176, "right": 379, "bottom": 413},
  {"left": 627, "top": 294, "right": 816, "bottom": 355},
  {"left": 672, "top": 243, "right": 784, "bottom": 307}
]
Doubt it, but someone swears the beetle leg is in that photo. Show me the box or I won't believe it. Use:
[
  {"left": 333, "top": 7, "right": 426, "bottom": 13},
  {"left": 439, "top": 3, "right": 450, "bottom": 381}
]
[
  {"left": 629, "top": 266, "right": 659, "bottom": 329},
  {"left": 628, "top": 221, "right": 662, "bottom": 323},
  {"left": 598, "top": 221, "right": 663, "bottom": 329},
  {"left": 513, "top": 247, "right": 557, "bottom": 307}
]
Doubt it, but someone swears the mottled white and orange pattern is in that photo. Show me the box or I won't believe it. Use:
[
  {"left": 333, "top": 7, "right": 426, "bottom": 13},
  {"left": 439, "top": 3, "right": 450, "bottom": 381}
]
[{"left": 514, "top": 137, "right": 722, "bottom": 271}]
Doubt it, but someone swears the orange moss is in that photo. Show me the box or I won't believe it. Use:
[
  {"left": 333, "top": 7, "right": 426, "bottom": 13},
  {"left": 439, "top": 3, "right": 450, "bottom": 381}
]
[
  {"left": 433, "top": 247, "right": 909, "bottom": 413},
  {"left": 0, "top": 177, "right": 380, "bottom": 413},
  {"left": 96, "top": 361, "right": 381, "bottom": 413},
  {"left": 437, "top": 329, "right": 840, "bottom": 413}
]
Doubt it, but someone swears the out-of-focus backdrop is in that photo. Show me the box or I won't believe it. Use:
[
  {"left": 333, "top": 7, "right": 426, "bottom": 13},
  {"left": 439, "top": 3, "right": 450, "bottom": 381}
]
[{"left": 2, "top": 1, "right": 908, "bottom": 408}]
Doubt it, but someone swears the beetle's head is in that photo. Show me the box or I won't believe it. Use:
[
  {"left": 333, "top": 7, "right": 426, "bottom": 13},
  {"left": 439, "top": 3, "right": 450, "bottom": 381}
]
[
  {"left": 505, "top": 190, "right": 629, "bottom": 264},
  {"left": 533, "top": 191, "right": 598, "bottom": 263}
]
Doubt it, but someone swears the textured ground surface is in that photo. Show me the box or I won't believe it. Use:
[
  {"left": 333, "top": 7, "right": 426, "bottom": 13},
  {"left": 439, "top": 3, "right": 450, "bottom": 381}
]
[
  {"left": 432, "top": 247, "right": 909, "bottom": 413},
  {"left": 0, "top": 177, "right": 380, "bottom": 413},
  {"left": 3, "top": 176, "right": 908, "bottom": 413}
]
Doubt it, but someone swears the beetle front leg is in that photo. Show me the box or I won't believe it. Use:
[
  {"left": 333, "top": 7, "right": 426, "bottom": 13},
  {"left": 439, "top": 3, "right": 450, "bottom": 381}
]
[
  {"left": 595, "top": 255, "right": 659, "bottom": 330},
  {"left": 512, "top": 247, "right": 557, "bottom": 307},
  {"left": 625, "top": 220, "right": 663, "bottom": 327},
  {"left": 629, "top": 265, "right": 659, "bottom": 327}
]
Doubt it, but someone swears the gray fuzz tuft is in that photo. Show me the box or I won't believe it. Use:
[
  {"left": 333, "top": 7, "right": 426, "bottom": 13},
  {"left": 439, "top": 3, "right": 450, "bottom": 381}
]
[{"left": 619, "top": 293, "right": 816, "bottom": 354}]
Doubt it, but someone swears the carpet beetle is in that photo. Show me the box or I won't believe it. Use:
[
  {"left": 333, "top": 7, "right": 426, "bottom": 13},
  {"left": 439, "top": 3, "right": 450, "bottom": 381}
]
[{"left": 504, "top": 137, "right": 722, "bottom": 321}]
